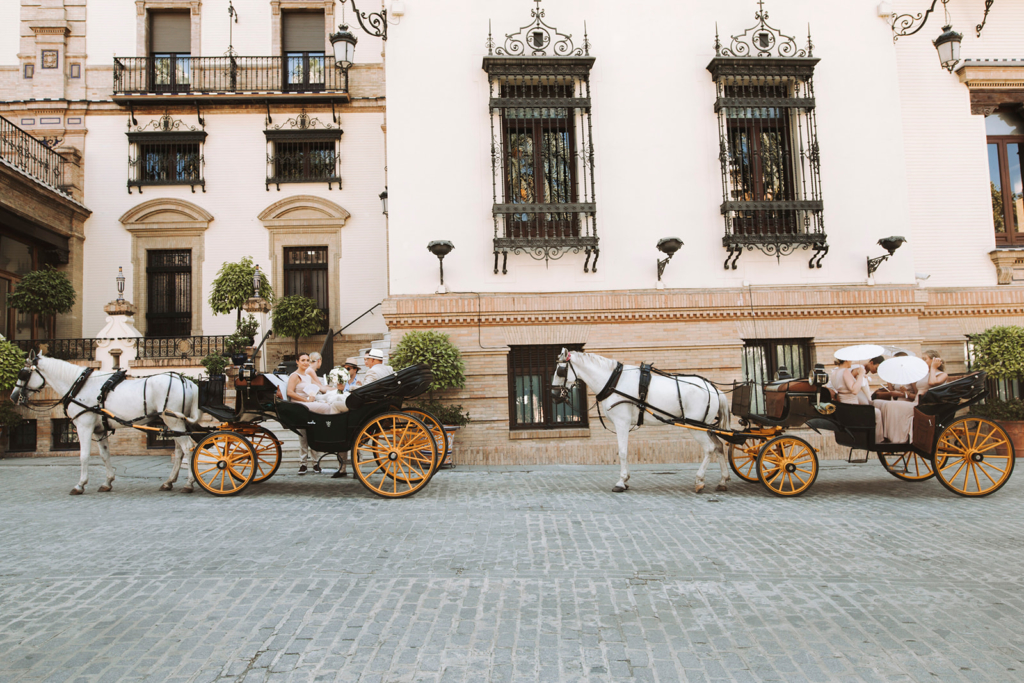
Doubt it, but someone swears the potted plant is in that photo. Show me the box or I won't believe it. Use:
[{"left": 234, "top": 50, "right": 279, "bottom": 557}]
[
  {"left": 6, "top": 266, "right": 76, "bottom": 343},
  {"left": 389, "top": 330, "right": 470, "bottom": 466},
  {"left": 0, "top": 335, "right": 26, "bottom": 451},
  {"left": 209, "top": 256, "right": 274, "bottom": 324},
  {"left": 224, "top": 333, "right": 250, "bottom": 366},
  {"left": 970, "top": 324, "right": 1024, "bottom": 454},
  {"left": 201, "top": 353, "right": 229, "bottom": 379},
  {"left": 236, "top": 314, "right": 260, "bottom": 346},
  {"left": 271, "top": 295, "right": 325, "bottom": 359}
]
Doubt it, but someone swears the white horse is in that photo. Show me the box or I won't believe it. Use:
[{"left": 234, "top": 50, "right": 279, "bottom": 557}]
[
  {"left": 11, "top": 353, "right": 201, "bottom": 495},
  {"left": 551, "top": 349, "right": 732, "bottom": 493}
]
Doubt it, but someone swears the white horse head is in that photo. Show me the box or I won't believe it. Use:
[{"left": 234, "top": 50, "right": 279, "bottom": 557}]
[
  {"left": 10, "top": 350, "right": 44, "bottom": 405},
  {"left": 550, "top": 347, "right": 580, "bottom": 405}
]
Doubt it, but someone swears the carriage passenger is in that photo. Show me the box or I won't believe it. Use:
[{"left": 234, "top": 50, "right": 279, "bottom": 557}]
[
  {"left": 831, "top": 357, "right": 884, "bottom": 443},
  {"left": 917, "top": 351, "right": 948, "bottom": 396},
  {"left": 355, "top": 349, "right": 394, "bottom": 387},
  {"left": 287, "top": 353, "right": 346, "bottom": 473},
  {"left": 305, "top": 351, "right": 334, "bottom": 394}
]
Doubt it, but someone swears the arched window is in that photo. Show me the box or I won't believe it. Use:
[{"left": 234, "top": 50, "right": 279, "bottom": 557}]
[{"left": 986, "top": 108, "right": 1024, "bottom": 246}]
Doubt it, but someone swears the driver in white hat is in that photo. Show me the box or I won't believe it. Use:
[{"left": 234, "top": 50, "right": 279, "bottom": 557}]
[{"left": 356, "top": 348, "right": 394, "bottom": 387}]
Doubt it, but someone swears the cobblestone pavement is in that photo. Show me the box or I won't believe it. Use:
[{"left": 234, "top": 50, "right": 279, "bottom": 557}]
[{"left": 1, "top": 456, "right": 1023, "bottom": 683}]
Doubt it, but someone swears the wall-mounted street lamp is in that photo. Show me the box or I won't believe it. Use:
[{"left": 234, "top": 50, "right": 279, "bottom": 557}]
[
  {"left": 427, "top": 240, "right": 454, "bottom": 292},
  {"left": 656, "top": 237, "right": 684, "bottom": 286},
  {"left": 252, "top": 264, "right": 262, "bottom": 297},
  {"left": 891, "top": 0, "right": 983, "bottom": 72},
  {"left": 116, "top": 266, "right": 125, "bottom": 301},
  {"left": 379, "top": 187, "right": 388, "bottom": 216},
  {"left": 867, "top": 236, "right": 906, "bottom": 277},
  {"left": 329, "top": 23, "right": 358, "bottom": 69}
]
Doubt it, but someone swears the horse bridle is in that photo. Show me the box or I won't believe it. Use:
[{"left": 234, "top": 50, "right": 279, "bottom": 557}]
[
  {"left": 13, "top": 357, "right": 48, "bottom": 406},
  {"left": 551, "top": 353, "right": 578, "bottom": 405}
]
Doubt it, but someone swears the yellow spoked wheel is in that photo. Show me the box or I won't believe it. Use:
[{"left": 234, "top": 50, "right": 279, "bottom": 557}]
[
  {"left": 933, "top": 416, "right": 1015, "bottom": 497},
  {"left": 223, "top": 423, "right": 282, "bottom": 484},
  {"left": 756, "top": 435, "right": 819, "bottom": 497},
  {"left": 352, "top": 412, "right": 438, "bottom": 498},
  {"left": 190, "top": 430, "right": 256, "bottom": 497},
  {"left": 878, "top": 451, "right": 934, "bottom": 482},
  {"left": 728, "top": 437, "right": 769, "bottom": 483},
  {"left": 402, "top": 409, "right": 448, "bottom": 477}
]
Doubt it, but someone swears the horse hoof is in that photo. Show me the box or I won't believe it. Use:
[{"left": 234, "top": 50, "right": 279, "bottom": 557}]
[
  {"left": 695, "top": 484, "right": 705, "bottom": 494},
  {"left": 98, "top": 485, "right": 112, "bottom": 493},
  {"left": 70, "top": 488, "right": 83, "bottom": 496},
  {"left": 181, "top": 486, "right": 193, "bottom": 494},
  {"left": 159, "top": 483, "right": 173, "bottom": 491},
  {"left": 716, "top": 484, "right": 728, "bottom": 492},
  {"left": 612, "top": 485, "right": 626, "bottom": 493}
]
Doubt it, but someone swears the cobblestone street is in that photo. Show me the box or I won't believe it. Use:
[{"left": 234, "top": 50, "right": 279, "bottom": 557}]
[{"left": 1, "top": 456, "right": 1022, "bottom": 683}]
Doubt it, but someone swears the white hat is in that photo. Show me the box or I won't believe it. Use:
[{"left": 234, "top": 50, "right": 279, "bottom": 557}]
[{"left": 365, "top": 348, "right": 385, "bottom": 360}]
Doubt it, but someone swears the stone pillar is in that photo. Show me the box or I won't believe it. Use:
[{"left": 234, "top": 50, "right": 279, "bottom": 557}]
[{"left": 95, "top": 300, "right": 143, "bottom": 372}]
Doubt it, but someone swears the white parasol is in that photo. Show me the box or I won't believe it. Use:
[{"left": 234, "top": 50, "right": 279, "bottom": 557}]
[
  {"left": 834, "top": 344, "right": 886, "bottom": 362},
  {"left": 877, "top": 356, "right": 929, "bottom": 386}
]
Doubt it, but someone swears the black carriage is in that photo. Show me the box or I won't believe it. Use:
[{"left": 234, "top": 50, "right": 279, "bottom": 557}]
[
  {"left": 728, "top": 369, "right": 1015, "bottom": 497},
  {"left": 188, "top": 363, "right": 449, "bottom": 498}
]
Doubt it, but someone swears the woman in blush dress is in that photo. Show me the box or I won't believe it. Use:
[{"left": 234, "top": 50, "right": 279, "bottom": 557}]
[{"left": 831, "top": 358, "right": 884, "bottom": 444}]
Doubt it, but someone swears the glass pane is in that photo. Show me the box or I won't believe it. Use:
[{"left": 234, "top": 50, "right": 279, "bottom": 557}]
[
  {"left": 174, "top": 55, "right": 190, "bottom": 86},
  {"left": 986, "top": 110, "right": 1024, "bottom": 136},
  {"left": 0, "top": 237, "right": 33, "bottom": 276},
  {"left": 760, "top": 130, "right": 786, "bottom": 200},
  {"left": 541, "top": 131, "right": 572, "bottom": 204},
  {"left": 515, "top": 374, "right": 543, "bottom": 425},
  {"left": 1009, "top": 144, "right": 1023, "bottom": 233},
  {"left": 0, "top": 278, "right": 7, "bottom": 337},
  {"left": 286, "top": 54, "right": 304, "bottom": 85},
  {"left": 307, "top": 54, "right": 324, "bottom": 85},
  {"left": 989, "top": 143, "right": 1006, "bottom": 234},
  {"left": 742, "top": 344, "right": 767, "bottom": 415},
  {"left": 153, "top": 55, "right": 171, "bottom": 85}
]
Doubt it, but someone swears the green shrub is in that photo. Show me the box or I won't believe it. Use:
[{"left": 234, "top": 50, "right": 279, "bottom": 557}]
[
  {"left": 201, "top": 353, "right": 229, "bottom": 377},
  {"left": 236, "top": 314, "right": 260, "bottom": 341},
  {"left": 6, "top": 266, "right": 76, "bottom": 341},
  {"left": 209, "top": 257, "right": 274, "bottom": 323},
  {"left": 0, "top": 336, "right": 26, "bottom": 391},
  {"left": 0, "top": 401, "right": 23, "bottom": 431},
  {"left": 971, "top": 326, "right": 1024, "bottom": 381},
  {"left": 973, "top": 399, "right": 1024, "bottom": 422},
  {"left": 224, "top": 333, "right": 250, "bottom": 355},
  {"left": 271, "top": 296, "right": 325, "bottom": 357},
  {"left": 390, "top": 330, "right": 469, "bottom": 425}
]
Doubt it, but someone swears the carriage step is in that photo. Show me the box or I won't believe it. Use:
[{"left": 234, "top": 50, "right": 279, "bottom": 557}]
[{"left": 847, "top": 448, "right": 870, "bottom": 464}]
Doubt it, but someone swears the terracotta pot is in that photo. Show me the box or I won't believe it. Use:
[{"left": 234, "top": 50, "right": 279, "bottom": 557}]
[
  {"left": 1002, "top": 420, "right": 1024, "bottom": 457},
  {"left": 440, "top": 425, "right": 459, "bottom": 468}
]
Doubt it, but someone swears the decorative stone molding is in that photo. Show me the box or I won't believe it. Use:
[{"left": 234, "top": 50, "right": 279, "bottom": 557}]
[
  {"left": 957, "top": 61, "right": 1024, "bottom": 115},
  {"left": 258, "top": 195, "right": 349, "bottom": 330},
  {"left": 119, "top": 198, "right": 212, "bottom": 335},
  {"left": 989, "top": 248, "right": 1024, "bottom": 285},
  {"left": 500, "top": 325, "right": 589, "bottom": 347}
]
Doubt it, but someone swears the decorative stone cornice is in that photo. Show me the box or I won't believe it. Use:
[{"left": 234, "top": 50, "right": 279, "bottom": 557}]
[
  {"left": 957, "top": 60, "right": 1024, "bottom": 115},
  {"left": 988, "top": 248, "right": 1024, "bottom": 285}
]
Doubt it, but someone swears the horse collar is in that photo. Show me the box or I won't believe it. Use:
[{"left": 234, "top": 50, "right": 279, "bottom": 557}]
[
  {"left": 62, "top": 367, "right": 95, "bottom": 410},
  {"left": 595, "top": 362, "right": 624, "bottom": 402}
]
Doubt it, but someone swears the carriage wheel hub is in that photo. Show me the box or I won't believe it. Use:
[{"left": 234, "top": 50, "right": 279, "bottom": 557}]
[
  {"left": 388, "top": 452, "right": 399, "bottom": 461},
  {"left": 784, "top": 462, "right": 797, "bottom": 473},
  {"left": 216, "top": 460, "right": 227, "bottom": 470},
  {"left": 971, "top": 452, "right": 984, "bottom": 462}
]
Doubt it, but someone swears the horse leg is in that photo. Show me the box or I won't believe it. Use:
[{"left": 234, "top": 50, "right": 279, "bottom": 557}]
[
  {"left": 714, "top": 437, "right": 730, "bottom": 492},
  {"left": 161, "top": 433, "right": 182, "bottom": 491},
  {"left": 178, "top": 436, "right": 195, "bottom": 493},
  {"left": 612, "top": 416, "right": 631, "bottom": 493},
  {"left": 694, "top": 433, "right": 715, "bottom": 494},
  {"left": 71, "top": 427, "right": 91, "bottom": 495},
  {"left": 96, "top": 433, "right": 115, "bottom": 492}
]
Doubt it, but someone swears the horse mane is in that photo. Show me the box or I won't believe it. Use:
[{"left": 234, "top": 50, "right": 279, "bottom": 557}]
[
  {"left": 38, "top": 355, "right": 87, "bottom": 388},
  {"left": 574, "top": 351, "right": 621, "bottom": 372}
]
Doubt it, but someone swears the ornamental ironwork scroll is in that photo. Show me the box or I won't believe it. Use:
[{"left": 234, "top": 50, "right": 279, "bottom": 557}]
[
  {"left": 891, "top": 0, "right": 995, "bottom": 41},
  {"left": 487, "top": 0, "right": 589, "bottom": 58},
  {"left": 714, "top": 0, "right": 812, "bottom": 58}
]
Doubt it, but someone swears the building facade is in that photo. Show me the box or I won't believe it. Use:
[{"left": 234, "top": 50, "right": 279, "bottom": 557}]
[
  {"left": 1, "top": 0, "right": 389, "bottom": 455},
  {"left": 381, "top": 0, "right": 1024, "bottom": 465}
]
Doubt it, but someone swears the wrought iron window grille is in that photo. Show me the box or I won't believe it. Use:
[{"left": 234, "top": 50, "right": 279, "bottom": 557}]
[
  {"left": 283, "top": 246, "right": 330, "bottom": 335},
  {"left": 709, "top": 1, "right": 827, "bottom": 270},
  {"left": 127, "top": 113, "right": 206, "bottom": 193},
  {"left": 507, "top": 343, "right": 589, "bottom": 430},
  {"left": 264, "top": 110, "right": 343, "bottom": 190},
  {"left": 485, "top": 1, "right": 597, "bottom": 275}
]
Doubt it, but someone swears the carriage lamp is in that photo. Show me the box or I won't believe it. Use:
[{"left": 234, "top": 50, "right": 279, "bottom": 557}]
[
  {"left": 379, "top": 187, "right": 388, "bottom": 216},
  {"left": 656, "top": 237, "right": 684, "bottom": 283},
  {"left": 116, "top": 267, "right": 125, "bottom": 301},
  {"left": 252, "top": 264, "right": 262, "bottom": 297},
  {"left": 866, "top": 236, "right": 906, "bottom": 277},
  {"left": 329, "top": 23, "right": 358, "bottom": 69},
  {"left": 933, "top": 24, "right": 962, "bottom": 72},
  {"left": 427, "top": 240, "right": 454, "bottom": 291}
]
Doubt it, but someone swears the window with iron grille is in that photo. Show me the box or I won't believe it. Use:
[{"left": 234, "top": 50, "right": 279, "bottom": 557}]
[
  {"left": 283, "top": 247, "right": 329, "bottom": 334},
  {"left": 985, "top": 109, "right": 1024, "bottom": 247},
  {"left": 484, "top": 5, "right": 597, "bottom": 275},
  {"left": 508, "top": 344, "right": 588, "bottom": 430},
  {"left": 51, "top": 418, "right": 80, "bottom": 451},
  {"left": 128, "top": 132, "right": 206, "bottom": 193},
  {"left": 265, "top": 135, "right": 341, "bottom": 189},
  {"left": 708, "top": 11, "right": 826, "bottom": 270},
  {"left": 147, "top": 431, "right": 175, "bottom": 450},
  {"left": 742, "top": 339, "right": 811, "bottom": 415},
  {"left": 147, "top": 249, "right": 192, "bottom": 337},
  {"left": 7, "top": 419, "right": 37, "bottom": 452}
]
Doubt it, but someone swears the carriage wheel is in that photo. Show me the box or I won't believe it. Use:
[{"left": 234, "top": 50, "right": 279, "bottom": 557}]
[
  {"left": 247, "top": 426, "right": 282, "bottom": 483},
  {"left": 352, "top": 412, "right": 437, "bottom": 498},
  {"left": 728, "top": 438, "right": 767, "bottom": 483},
  {"left": 190, "top": 431, "right": 256, "bottom": 497},
  {"left": 402, "top": 409, "right": 448, "bottom": 475},
  {"left": 756, "top": 435, "right": 818, "bottom": 497},
  {"left": 878, "top": 451, "right": 935, "bottom": 482},
  {"left": 933, "top": 416, "right": 1015, "bottom": 497}
]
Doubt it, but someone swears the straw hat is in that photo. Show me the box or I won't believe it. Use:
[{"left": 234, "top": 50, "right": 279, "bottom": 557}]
[{"left": 342, "top": 357, "right": 360, "bottom": 369}]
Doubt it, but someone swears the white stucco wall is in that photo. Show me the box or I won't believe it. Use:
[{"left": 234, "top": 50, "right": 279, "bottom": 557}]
[
  {"left": 79, "top": 109, "right": 388, "bottom": 338},
  {"left": 384, "top": 0, "right": 1003, "bottom": 295},
  {"left": 86, "top": 2, "right": 134, "bottom": 65},
  {"left": 0, "top": 3, "right": 21, "bottom": 66}
]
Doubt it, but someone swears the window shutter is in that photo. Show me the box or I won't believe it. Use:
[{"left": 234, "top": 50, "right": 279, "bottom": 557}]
[
  {"left": 150, "top": 12, "right": 191, "bottom": 53},
  {"left": 283, "top": 12, "right": 325, "bottom": 52}
]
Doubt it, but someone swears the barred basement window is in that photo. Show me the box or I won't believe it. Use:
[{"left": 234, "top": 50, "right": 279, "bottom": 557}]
[
  {"left": 127, "top": 114, "right": 206, "bottom": 193},
  {"left": 265, "top": 111, "right": 342, "bottom": 190},
  {"left": 742, "top": 339, "right": 811, "bottom": 415},
  {"left": 708, "top": 7, "right": 827, "bottom": 270},
  {"left": 147, "top": 431, "right": 175, "bottom": 450},
  {"left": 508, "top": 344, "right": 588, "bottom": 430},
  {"left": 284, "top": 246, "right": 329, "bottom": 334},
  {"left": 51, "top": 418, "right": 80, "bottom": 451},
  {"left": 485, "top": 3, "right": 597, "bottom": 275},
  {"left": 7, "top": 420, "right": 37, "bottom": 452}
]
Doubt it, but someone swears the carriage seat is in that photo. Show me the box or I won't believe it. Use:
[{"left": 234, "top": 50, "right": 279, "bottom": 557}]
[
  {"left": 765, "top": 379, "right": 817, "bottom": 394},
  {"left": 344, "top": 364, "right": 434, "bottom": 412},
  {"left": 275, "top": 399, "right": 351, "bottom": 451}
]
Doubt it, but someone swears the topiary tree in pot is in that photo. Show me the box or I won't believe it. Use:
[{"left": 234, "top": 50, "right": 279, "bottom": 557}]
[
  {"left": 209, "top": 257, "right": 274, "bottom": 324},
  {"left": 6, "top": 266, "right": 76, "bottom": 343},
  {"left": 271, "top": 295, "right": 325, "bottom": 359},
  {"left": 389, "top": 330, "right": 470, "bottom": 427},
  {"left": 970, "top": 325, "right": 1024, "bottom": 451}
]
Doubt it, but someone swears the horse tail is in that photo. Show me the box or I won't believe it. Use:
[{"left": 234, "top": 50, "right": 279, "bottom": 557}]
[{"left": 716, "top": 388, "right": 731, "bottom": 429}]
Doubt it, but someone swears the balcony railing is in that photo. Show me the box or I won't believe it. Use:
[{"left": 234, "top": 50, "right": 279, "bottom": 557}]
[
  {"left": 492, "top": 202, "right": 599, "bottom": 275},
  {"left": 138, "top": 335, "right": 228, "bottom": 360},
  {"left": 0, "top": 115, "right": 69, "bottom": 194},
  {"left": 113, "top": 57, "right": 349, "bottom": 98},
  {"left": 13, "top": 339, "right": 99, "bottom": 361}
]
